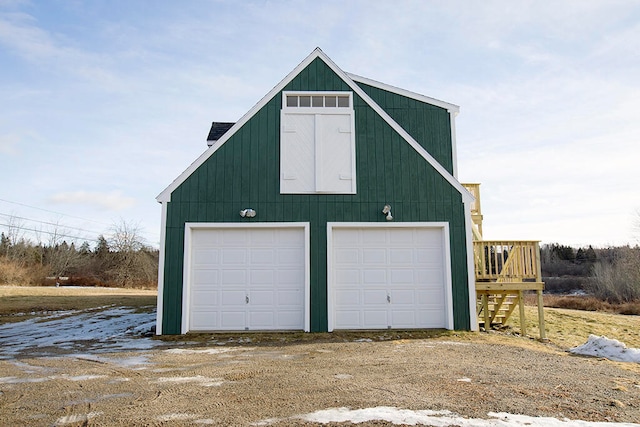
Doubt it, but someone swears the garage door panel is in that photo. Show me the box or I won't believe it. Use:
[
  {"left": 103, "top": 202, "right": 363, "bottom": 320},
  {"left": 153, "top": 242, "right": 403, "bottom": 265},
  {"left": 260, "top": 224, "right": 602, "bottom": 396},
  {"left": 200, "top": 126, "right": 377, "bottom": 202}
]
[
  {"left": 335, "top": 289, "right": 360, "bottom": 305},
  {"left": 363, "top": 249, "right": 386, "bottom": 264},
  {"left": 250, "top": 249, "right": 275, "bottom": 264},
  {"left": 221, "top": 311, "right": 245, "bottom": 328},
  {"left": 249, "top": 290, "right": 274, "bottom": 306},
  {"left": 249, "top": 311, "right": 275, "bottom": 329},
  {"left": 335, "top": 268, "right": 359, "bottom": 285},
  {"left": 417, "top": 248, "right": 443, "bottom": 264},
  {"left": 194, "top": 248, "right": 220, "bottom": 265},
  {"left": 361, "top": 229, "right": 386, "bottom": 245},
  {"left": 363, "top": 269, "right": 386, "bottom": 284},
  {"left": 388, "top": 229, "right": 414, "bottom": 245},
  {"left": 364, "top": 310, "right": 388, "bottom": 328},
  {"left": 278, "top": 248, "right": 304, "bottom": 265},
  {"left": 277, "top": 289, "right": 302, "bottom": 305},
  {"left": 278, "top": 310, "right": 304, "bottom": 328},
  {"left": 188, "top": 227, "right": 306, "bottom": 332},
  {"left": 363, "top": 289, "right": 387, "bottom": 304},
  {"left": 334, "top": 249, "right": 359, "bottom": 264},
  {"left": 221, "top": 269, "right": 246, "bottom": 284},
  {"left": 221, "top": 290, "right": 246, "bottom": 305},
  {"left": 193, "top": 270, "right": 219, "bottom": 286},
  {"left": 389, "top": 248, "right": 414, "bottom": 264},
  {"left": 391, "top": 310, "right": 416, "bottom": 327},
  {"left": 250, "top": 270, "right": 275, "bottom": 285},
  {"left": 278, "top": 269, "right": 304, "bottom": 285},
  {"left": 390, "top": 289, "right": 415, "bottom": 305},
  {"left": 335, "top": 311, "right": 361, "bottom": 328},
  {"left": 192, "top": 290, "right": 219, "bottom": 306},
  {"left": 390, "top": 269, "right": 414, "bottom": 283},
  {"left": 332, "top": 226, "right": 446, "bottom": 330},
  {"left": 222, "top": 249, "right": 247, "bottom": 264},
  {"left": 191, "top": 310, "right": 219, "bottom": 329}
]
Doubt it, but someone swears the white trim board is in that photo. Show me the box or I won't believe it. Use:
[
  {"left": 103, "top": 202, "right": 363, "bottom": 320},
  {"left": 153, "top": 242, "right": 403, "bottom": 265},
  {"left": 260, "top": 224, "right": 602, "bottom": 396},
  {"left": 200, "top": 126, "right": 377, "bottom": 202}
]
[
  {"left": 180, "top": 222, "right": 311, "bottom": 334},
  {"left": 326, "top": 222, "right": 454, "bottom": 332},
  {"left": 156, "top": 47, "right": 473, "bottom": 204}
]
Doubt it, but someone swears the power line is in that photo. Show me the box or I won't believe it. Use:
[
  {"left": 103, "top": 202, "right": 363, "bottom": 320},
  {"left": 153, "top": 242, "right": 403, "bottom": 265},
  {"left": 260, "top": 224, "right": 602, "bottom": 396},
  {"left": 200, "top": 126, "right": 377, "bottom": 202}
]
[
  {"left": 0, "top": 223, "right": 101, "bottom": 243},
  {"left": 0, "top": 198, "right": 111, "bottom": 227},
  {"left": 0, "top": 212, "right": 107, "bottom": 237}
]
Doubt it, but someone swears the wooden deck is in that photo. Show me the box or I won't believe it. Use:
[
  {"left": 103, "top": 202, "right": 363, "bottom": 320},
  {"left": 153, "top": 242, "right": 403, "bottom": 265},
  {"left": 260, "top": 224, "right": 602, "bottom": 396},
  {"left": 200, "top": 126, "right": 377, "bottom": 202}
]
[{"left": 463, "top": 184, "right": 547, "bottom": 340}]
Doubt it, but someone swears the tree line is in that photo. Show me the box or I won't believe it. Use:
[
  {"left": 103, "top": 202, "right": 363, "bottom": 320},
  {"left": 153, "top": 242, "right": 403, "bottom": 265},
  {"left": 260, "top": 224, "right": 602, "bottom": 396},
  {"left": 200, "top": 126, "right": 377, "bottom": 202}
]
[
  {"left": 0, "top": 220, "right": 158, "bottom": 288},
  {"left": 541, "top": 243, "right": 640, "bottom": 303}
]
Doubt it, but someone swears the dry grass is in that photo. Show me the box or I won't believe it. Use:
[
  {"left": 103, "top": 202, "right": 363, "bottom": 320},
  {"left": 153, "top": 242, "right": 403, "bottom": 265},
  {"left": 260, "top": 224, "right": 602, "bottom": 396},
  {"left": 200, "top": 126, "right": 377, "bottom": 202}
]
[
  {"left": 532, "top": 293, "right": 640, "bottom": 315},
  {"left": 503, "top": 304, "right": 640, "bottom": 350},
  {"left": 0, "top": 286, "right": 157, "bottom": 323}
]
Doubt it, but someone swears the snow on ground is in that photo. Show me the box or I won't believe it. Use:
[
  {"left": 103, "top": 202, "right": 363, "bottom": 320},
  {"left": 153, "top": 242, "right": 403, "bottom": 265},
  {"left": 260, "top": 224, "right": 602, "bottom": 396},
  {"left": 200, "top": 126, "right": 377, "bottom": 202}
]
[
  {"left": 570, "top": 335, "right": 640, "bottom": 363},
  {"left": 288, "top": 407, "right": 640, "bottom": 427},
  {"left": 0, "top": 306, "right": 159, "bottom": 358}
]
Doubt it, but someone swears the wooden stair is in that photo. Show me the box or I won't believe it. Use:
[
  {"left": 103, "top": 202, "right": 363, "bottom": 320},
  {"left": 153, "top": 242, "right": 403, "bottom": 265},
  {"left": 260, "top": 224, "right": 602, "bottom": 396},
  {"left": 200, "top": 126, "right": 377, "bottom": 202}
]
[{"left": 477, "top": 292, "right": 519, "bottom": 328}]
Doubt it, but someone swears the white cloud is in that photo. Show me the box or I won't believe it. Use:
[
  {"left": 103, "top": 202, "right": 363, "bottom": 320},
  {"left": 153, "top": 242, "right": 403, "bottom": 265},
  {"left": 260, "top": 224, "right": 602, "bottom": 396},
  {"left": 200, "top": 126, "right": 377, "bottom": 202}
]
[{"left": 48, "top": 191, "right": 135, "bottom": 211}]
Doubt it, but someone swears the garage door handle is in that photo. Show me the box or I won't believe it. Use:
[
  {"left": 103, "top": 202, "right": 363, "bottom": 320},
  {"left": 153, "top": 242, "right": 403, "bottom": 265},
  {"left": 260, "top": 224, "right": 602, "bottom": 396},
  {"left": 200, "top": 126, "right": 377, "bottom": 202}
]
[
  {"left": 246, "top": 295, "right": 249, "bottom": 304},
  {"left": 387, "top": 294, "right": 391, "bottom": 303}
]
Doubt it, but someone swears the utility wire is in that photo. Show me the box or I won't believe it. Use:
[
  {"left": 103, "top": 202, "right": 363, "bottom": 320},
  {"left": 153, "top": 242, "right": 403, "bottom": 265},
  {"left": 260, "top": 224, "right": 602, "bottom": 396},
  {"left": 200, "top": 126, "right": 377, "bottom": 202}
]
[
  {"left": 0, "top": 224, "right": 101, "bottom": 243},
  {"left": 0, "top": 198, "right": 111, "bottom": 227},
  {"left": 0, "top": 212, "right": 107, "bottom": 237}
]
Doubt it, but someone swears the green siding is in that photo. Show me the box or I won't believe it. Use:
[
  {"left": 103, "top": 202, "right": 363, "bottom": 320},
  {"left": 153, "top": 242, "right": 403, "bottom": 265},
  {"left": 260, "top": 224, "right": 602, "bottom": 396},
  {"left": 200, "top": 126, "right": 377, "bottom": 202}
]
[
  {"left": 161, "top": 57, "right": 470, "bottom": 334},
  {"left": 356, "top": 82, "right": 455, "bottom": 175}
]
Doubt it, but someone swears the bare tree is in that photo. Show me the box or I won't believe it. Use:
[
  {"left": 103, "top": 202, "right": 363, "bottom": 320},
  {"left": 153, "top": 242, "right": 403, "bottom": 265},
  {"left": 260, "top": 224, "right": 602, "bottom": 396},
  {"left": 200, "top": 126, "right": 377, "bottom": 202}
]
[{"left": 107, "top": 219, "right": 157, "bottom": 287}]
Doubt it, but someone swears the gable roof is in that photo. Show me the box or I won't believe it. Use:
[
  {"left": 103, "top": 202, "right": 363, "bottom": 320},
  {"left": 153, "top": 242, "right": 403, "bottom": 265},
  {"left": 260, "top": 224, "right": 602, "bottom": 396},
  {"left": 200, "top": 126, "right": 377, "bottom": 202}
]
[
  {"left": 206, "top": 122, "right": 235, "bottom": 147},
  {"left": 157, "top": 47, "right": 473, "bottom": 203}
]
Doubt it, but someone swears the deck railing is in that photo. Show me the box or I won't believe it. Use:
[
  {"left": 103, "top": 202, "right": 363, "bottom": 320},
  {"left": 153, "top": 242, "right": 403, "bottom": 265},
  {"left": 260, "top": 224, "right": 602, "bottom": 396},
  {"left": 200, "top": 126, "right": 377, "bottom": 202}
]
[{"left": 473, "top": 240, "right": 542, "bottom": 283}]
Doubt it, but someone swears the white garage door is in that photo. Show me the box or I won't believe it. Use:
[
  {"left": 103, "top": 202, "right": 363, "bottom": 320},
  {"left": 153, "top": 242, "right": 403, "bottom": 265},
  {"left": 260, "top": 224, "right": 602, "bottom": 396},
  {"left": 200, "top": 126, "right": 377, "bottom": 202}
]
[
  {"left": 186, "top": 226, "right": 307, "bottom": 332},
  {"left": 330, "top": 226, "right": 448, "bottom": 330}
]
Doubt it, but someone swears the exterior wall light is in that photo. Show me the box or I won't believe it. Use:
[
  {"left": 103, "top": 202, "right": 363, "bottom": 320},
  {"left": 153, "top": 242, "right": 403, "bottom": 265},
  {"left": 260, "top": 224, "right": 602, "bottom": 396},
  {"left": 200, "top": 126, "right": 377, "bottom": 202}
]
[
  {"left": 240, "top": 209, "right": 256, "bottom": 218},
  {"left": 382, "top": 204, "right": 393, "bottom": 221}
]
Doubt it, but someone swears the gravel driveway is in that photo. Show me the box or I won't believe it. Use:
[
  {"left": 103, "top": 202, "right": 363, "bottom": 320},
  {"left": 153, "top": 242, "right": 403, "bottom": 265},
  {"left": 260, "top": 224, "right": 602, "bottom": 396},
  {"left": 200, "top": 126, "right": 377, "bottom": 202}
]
[{"left": 0, "top": 306, "right": 639, "bottom": 426}]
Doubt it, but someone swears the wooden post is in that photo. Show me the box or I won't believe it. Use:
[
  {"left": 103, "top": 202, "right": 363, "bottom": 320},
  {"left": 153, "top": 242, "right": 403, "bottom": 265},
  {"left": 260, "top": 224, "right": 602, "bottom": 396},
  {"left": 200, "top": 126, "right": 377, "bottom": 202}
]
[
  {"left": 518, "top": 290, "right": 526, "bottom": 337},
  {"left": 537, "top": 289, "right": 547, "bottom": 341},
  {"left": 482, "top": 293, "right": 490, "bottom": 329}
]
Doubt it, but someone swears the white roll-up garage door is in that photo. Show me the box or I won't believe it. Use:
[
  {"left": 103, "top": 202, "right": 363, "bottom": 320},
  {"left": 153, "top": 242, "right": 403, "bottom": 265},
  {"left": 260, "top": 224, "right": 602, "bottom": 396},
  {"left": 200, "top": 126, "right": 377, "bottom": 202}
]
[
  {"left": 184, "top": 224, "right": 308, "bottom": 332},
  {"left": 329, "top": 225, "right": 451, "bottom": 330}
]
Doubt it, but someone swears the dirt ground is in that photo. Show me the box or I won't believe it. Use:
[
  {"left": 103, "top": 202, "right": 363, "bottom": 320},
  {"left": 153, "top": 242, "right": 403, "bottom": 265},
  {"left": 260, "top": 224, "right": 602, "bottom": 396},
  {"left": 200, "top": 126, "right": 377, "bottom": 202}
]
[
  {"left": 1, "top": 287, "right": 639, "bottom": 426},
  {"left": 1, "top": 332, "right": 639, "bottom": 426}
]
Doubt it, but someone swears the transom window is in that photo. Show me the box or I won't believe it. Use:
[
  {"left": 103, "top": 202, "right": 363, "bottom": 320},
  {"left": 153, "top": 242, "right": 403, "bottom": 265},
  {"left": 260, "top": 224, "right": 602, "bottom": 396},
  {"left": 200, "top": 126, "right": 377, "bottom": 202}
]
[{"left": 284, "top": 93, "right": 351, "bottom": 109}]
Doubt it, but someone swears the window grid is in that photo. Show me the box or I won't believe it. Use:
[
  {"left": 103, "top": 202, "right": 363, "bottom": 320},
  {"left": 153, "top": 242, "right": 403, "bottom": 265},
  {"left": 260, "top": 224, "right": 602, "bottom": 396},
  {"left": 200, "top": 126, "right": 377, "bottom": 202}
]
[{"left": 285, "top": 94, "right": 351, "bottom": 108}]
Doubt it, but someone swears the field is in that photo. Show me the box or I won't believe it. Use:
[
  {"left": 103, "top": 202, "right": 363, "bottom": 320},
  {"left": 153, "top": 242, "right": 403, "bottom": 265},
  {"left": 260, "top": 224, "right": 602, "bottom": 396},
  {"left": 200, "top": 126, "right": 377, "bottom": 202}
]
[{"left": 0, "top": 286, "right": 639, "bottom": 426}]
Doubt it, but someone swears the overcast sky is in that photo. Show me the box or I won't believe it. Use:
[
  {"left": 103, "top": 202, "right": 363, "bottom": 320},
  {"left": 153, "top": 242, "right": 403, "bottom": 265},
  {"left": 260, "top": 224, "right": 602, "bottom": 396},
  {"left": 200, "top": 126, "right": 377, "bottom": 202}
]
[{"left": 1, "top": 0, "right": 639, "bottom": 249}]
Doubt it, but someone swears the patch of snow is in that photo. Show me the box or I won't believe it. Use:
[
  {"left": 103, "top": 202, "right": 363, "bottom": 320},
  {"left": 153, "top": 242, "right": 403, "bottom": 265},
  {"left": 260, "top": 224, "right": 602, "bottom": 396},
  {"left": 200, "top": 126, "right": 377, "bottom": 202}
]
[
  {"left": 457, "top": 377, "right": 472, "bottom": 382},
  {"left": 0, "top": 376, "right": 49, "bottom": 384},
  {"left": 57, "top": 374, "right": 107, "bottom": 381},
  {"left": 334, "top": 374, "right": 353, "bottom": 379},
  {"left": 194, "top": 419, "right": 216, "bottom": 425},
  {"left": 570, "top": 335, "right": 640, "bottom": 363},
  {"left": 354, "top": 338, "right": 372, "bottom": 342},
  {"left": 155, "top": 375, "right": 224, "bottom": 387},
  {"left": 54, "top": 411, "right": 103, "bottom": 425},
  {"left": 0, "top": 306, "right": 161, "bottom": 358},
  {"left": 165, "top": 347, "right": 250, "bottom": 355},
  {"left": 74, "top": 353, "right": 150, "bottom": 368},
  {"left": 292, "top": 407, "right": 640, "bottom": 426},
  {"left": 156, "top": 413, "right": 195, "bottom": 421}
]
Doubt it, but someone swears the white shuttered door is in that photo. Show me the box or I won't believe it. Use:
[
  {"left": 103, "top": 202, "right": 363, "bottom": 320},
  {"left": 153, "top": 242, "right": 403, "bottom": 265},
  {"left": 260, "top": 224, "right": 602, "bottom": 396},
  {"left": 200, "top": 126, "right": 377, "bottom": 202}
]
[{"left": 331, "top": 227, "right": 447, "bottom": 329}]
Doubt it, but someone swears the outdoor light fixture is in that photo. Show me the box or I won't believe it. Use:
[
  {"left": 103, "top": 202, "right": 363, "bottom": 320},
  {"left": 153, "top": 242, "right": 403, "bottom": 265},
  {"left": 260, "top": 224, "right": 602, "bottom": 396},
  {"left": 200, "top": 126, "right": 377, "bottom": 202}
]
[
  {"left": 239, "top": 208, "right": 256, "bottom": 218},
  {"left": 382, "top": 204, "right": 393, "bottom": 221}
]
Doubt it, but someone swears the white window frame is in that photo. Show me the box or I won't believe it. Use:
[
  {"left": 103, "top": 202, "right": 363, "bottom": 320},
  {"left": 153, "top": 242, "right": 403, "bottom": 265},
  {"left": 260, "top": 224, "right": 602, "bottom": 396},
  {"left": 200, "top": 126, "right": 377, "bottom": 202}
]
[{"left": 280, "top": 91, "right": 356, "bottom": 194}]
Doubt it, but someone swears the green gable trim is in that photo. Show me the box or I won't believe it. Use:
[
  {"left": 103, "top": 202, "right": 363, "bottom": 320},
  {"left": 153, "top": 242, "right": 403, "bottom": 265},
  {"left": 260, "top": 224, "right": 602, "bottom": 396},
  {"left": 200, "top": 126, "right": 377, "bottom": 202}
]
[{"left": 356, "top": 81, "right": 455, "bottom": 175}]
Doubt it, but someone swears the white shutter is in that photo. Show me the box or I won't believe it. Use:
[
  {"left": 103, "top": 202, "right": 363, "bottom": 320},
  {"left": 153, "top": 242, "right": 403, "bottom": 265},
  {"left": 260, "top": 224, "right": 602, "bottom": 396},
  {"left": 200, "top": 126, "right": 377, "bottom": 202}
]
[
  {"left": 281, "top": 114, "right": 315, "bottom": 193},
  {"left": 317, "top": 114, "right": 354, "bottom": 193}
]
